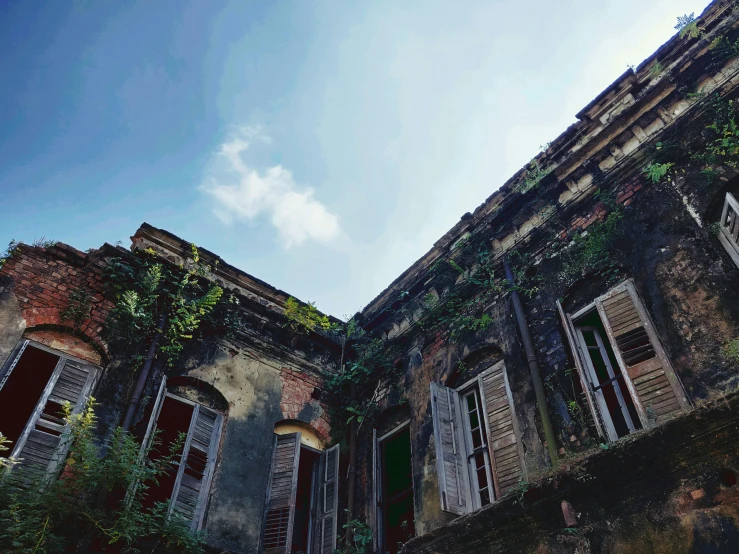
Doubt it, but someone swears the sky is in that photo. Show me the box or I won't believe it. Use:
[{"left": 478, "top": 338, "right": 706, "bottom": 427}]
[{"left": 0, "top": 0, "right": 712, "bottom": 318}]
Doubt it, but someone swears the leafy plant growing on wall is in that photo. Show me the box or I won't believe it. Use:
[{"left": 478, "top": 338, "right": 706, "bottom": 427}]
[
  {"left": 60, "top": 286, "right": 93, "bottom": 330},
  {"left": 283, "top": 296, "right": 333, "bottom": 334},
  {"left": 105, "top": 245, "right": 224, "bottom": 368},
  {"left": 0, "top": 402, "right": 203, "bottom": 554}
]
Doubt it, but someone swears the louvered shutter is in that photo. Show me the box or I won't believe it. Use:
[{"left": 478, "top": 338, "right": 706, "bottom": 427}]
[
  {"left": 12, "top": 356, "right": 96, "bottom": 477},
  {"left": 556, "top": 301, "right": 607, "bottom": 440},
  {"left": 261, "top": 433, "right": 301, "bottom": 554},
  {"left": 596, "top": 280, "right": 690, "bottom": 426},
  {"left": 314, "top": 444, "right": 340, "bottom": 554},
  {"left": 476, "top": 361, "right": 526, "bottom": 498},
  {"left": 430, "top": 382, "right": 471, "bottom": 515},
  {"left": 169, "top": 404, "right": 223, "bottom": 530}
]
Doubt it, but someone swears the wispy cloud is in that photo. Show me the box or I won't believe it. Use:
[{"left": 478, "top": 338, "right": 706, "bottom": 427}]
[{"left": 201, "top": 127, "right": 341, "bottom": 249}]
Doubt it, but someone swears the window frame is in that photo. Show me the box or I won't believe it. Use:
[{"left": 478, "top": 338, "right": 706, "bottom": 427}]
[
  {"left": 139, "top": 378, "right": 224, "bottom": 532},
  {"left": 373, "top": 420, "right": 416, "bottom": 554},
  {"left": 574, "top": 320, "right": 638, "bottom": 440},
  {"left": 261, "top": 430, "right": 339, "bottom": 554},
  {"left": 557, "top": 279, "right": 690, "bottom": 443},
  {"left": 430, "top": 361, "right": 526, "bottom": 516},
  {"left": 718, "top": 191, "right": 739, "bottom": 268},
  {"left": 0, "top": 339, "right": 100, "bottom": 477},
  {"left": 456, "top": 382, "right": 495, "bottom": 510}
]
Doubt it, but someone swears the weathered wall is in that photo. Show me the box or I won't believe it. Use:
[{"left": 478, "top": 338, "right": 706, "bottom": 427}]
[
  {"left": 400, "top": 391, "right": 739, "bottom": 554},
  {"left": 176, "top": 345, "right": 333, "bottom": 554},
  {"left": 0, "top": 235, "right": 341, "bottom": 554}
]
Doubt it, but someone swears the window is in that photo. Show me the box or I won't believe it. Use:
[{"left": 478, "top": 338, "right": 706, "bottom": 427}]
[
  {"left": 718, "top": 191, "right": 739, "bottom": 269},
  {"left": 0, "top": 340, "right": 98, "bottom": 476},
  {"left": 261, "top": 430, "right": 339, "bottom": 554},
  {"left": 372, "top": 422, "right": 415, "bottom": 554},
  {"left": 557, "top": 279, "right": 690, "bottom": 442},
  {"left": 140, "top": 378, "right": 224, "bottom": 531},
  {"left": 430, "top": 360, "right": 526, "bottom": 515}
]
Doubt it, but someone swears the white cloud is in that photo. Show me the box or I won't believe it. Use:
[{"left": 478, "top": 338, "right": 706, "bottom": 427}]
[{"left": 201, "top": 127, "right": 341, "bottom": 248}]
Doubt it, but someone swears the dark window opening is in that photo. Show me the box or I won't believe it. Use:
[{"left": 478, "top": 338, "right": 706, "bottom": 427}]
[
  {"left": 381, "top": 427, "right": 415, "bottom": 554},
  {"left": 575, "top": 311, "right": 641, "bottom": 439},
  {"left": 291, "top": 446, "right": 318, "bottom": 553},
  {"left": 0, "top": 345, "right": 59, "bottom": 457},
  {"left": 143, "top": 396, "right": 193, "bottom": 510},
  {"left": 463, "top": 391, "right": 492, "bottom": 507}
]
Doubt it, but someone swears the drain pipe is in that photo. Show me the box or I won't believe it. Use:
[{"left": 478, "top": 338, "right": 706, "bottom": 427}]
[
  {"left": 504, "top": 260, "right": 558, "bottom": 465},
  {"left": 121, "top": 314, "right": 167, "bottom": 431}
]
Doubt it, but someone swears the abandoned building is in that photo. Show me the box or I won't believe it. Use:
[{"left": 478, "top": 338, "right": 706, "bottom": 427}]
[{"left": 2, "top": 1, "right": 739, "bottom": 553}]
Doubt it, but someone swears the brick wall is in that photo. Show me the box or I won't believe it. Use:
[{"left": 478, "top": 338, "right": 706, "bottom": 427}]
[
  {"left": 0, "top": 243, "right": 112, "bottom": 355},
  {"left": 279, "top": 367, "right": 331, "bottom": 442}
]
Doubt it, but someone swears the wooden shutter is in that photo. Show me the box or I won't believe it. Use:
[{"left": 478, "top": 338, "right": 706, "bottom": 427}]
[
  {"left": 169, "top": 404, "right": 223, "bottom": 530},
  {"left": 12, "top": 356, "right": 96, "bottom": 477},
  {"left": 314, "top": 444, "right": 340, "bottom": 554},
  {"left": 430, "top": 382, "right": 471, "bottom": 515},
  {"left": 261, "top": 432, "right": 301, "bottom": 554},
  {"left": 477, "top": 361, "right": 526, "bottom": 498},
  {"left": 556, "top": 301, "right": 606, "bottom": 440},
  {"left": 596, "top": 280, "right": 690, "bottom": 426},
  {"left": 719, "top": 192, "right": 739, "bottom": 268}
]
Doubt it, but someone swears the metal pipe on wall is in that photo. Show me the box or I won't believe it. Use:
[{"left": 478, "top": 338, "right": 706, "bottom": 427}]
[{"left": 504, "top": 260, "right": 559, "bottom": 465}]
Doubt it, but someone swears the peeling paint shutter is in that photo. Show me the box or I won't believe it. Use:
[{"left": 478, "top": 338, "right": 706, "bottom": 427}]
[
  {"left": 169, "top": 405, "right": 223, "bottom": 531},
  {"left": 262, "top": 432, "right": 301, "bottom": 554},
  {"left": 597, "top": 280, "right": 690, "bottom": 426},
  {"left": 13, "top": 356, "right": 96, "bottom": 477},
  {"left": 314, "top": 444, "right": 340, "bottom": 554},
  {"left": 430, "top": 382, "right": 470, "bottom": 515},
  {"left": 556, "top": 301, "right": 607, "bottom": 440},
  {"left": 476, "top": 361, "right": 526, "bottom": 498}
]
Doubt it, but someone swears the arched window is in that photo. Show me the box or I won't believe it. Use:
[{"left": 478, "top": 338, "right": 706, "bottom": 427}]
[
  {"left": 0, "top": 338, "right": 100, "bottom": 476},
  {"left": 261, "top": 421, "right": 338, "bottom": 554},
  {"left": 139, "top": 377, "right": 226, "bottom": 531}
]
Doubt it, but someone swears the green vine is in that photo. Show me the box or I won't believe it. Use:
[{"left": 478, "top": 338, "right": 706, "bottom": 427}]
[{"left": 105, "top": 245, "right": 224, "bottom": 368}]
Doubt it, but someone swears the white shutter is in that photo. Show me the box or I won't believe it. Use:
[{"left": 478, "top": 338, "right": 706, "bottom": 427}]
[
  {"left": 169, "top": 404, "right": 223, "bottom": 530},
  {"left": 12, "top": 356, "right": 96, "bottom": 477},
  {"left": 430, "top": 382, "right": 471, "bottom": 515},
  {"left": 261, "top": 433, "right": 301, "bottom": 554},
  {"left": 556, "top": 300, "right": 607, "bottom": 440},
  {"left": 314, "top": 444, "right": 340, "bottom": 554},
  {"left": 477, "top": 361, "right": 526, "bottom": 498},
  {"left": 596, "top": 280, "right": 690, "bottom": 427}
]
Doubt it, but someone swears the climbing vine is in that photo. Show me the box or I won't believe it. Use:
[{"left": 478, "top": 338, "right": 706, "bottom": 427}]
[{"left": 104, "top": 244, "right": 224, "bottom": 368}]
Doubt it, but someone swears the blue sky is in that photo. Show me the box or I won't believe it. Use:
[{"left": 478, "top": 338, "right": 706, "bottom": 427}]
[{"left": 0, "top": 0, "right": 711, "bottom": 317}]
